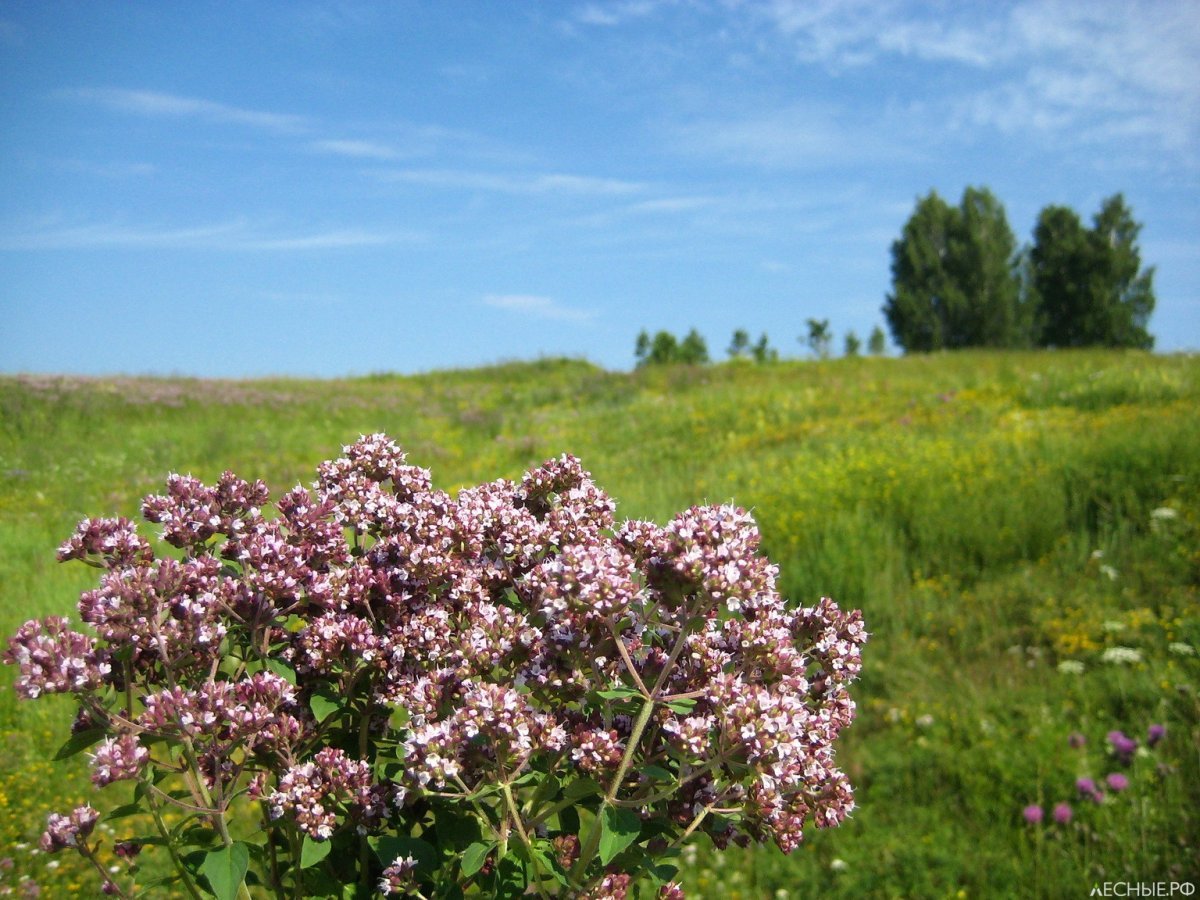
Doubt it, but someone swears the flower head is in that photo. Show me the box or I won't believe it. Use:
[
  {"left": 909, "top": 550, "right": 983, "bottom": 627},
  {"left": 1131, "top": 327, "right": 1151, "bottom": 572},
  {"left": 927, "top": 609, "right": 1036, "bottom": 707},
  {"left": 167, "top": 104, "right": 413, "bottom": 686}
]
[{"left": 1105, "top": 772, "right": 1129, "bottom": 792}]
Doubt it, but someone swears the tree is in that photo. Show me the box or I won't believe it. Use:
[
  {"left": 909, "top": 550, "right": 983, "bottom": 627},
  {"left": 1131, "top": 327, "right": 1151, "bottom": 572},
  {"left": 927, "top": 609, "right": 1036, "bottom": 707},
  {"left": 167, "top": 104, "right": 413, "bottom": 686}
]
[
  {"left": 1030, "top": 194, "right": 1155, "bottom": 349},
  {"left": 634, "top": 330, "right": 651, "bottom": 366},
  {"left": 678, "top": 328, "right": 710, "bottom": 364},
  {"left": 635, "top": 330, "right": 680, "bottom": 367},
  {"left": 803, "top": 319, "right": 831, "bottom": 359},
  {"left": 844, "top": 331, "right": 861, "bottom": 357},
  {"left": 883, "top": 187, "right": 1029, "bottom": 352},
  {"left": 751, "top": 333, "right": 777, "bottom": 363},
  {"left": 868, "top": 325, "right": 887, "bottom": 355},
  {"left": 727, "top": 329, "right": 751, "bottom": 359}
]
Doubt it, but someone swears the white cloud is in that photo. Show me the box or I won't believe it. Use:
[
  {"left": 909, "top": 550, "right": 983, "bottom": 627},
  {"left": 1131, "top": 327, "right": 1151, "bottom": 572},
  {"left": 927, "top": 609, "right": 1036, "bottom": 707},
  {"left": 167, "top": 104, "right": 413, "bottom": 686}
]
[
  {"left": 747, "top": 0, "right": 1200, "bottom": 159},
  {"left": 311, "top": 139, "right": 398, "bottom": 160},
  {"left": 573, "top": 0, "right": 669, "bottom": 27},
  {"left": 671, "top": 104, "right": 872, "bottom": 169},
  {"left": 65, "top": 88, "right": 308, "bottom": 132},
  {"left": 377, "top": 168, "right": 644, "bottom": 196},
  {"left": 482, "top": 294, "right": 594, "bottom": 322},
  {"left": 0, "top": 219, "right": 419, "bottom": 251}
]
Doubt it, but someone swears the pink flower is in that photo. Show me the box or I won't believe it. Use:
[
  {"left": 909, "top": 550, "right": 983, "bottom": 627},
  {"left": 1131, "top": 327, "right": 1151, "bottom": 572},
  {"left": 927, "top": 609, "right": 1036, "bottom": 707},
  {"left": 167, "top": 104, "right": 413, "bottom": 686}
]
[
  {"left": 1052, "top": 802, "right": 1073, "bottom": 824},
  {"left": 1022, "top": 804, "right": 1044, "bottom": 825},
  {"left": 1105, "top": 772, "right": 1129, "bottom": 792}
]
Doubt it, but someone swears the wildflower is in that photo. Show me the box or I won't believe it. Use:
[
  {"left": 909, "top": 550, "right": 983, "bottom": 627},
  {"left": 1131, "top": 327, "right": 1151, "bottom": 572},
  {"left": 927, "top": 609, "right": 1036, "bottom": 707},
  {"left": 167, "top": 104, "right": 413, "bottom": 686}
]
[
  {"left": 1068, "top": 732, "right": 1086, "bottom": 748},
  {"left": 1168, "top": 642, "right": 1195, "bottom": 657},
  {"left": 1100, "top": 646, "right": 1141, "bottom": 665},
  {"left": 378, "top": 856, "right": 419, "bottom": 896},
  {"left": 1057, "top": 660, "right": 1085, "bottom": 675},
  {"left": 268, "top": 747, "right": 398, "bottom": 840},
  {"left": 1105, "top": 773, "right": 1129, "bottom": 792},
  {"left": 660, "top": 884, "right": 686, "bottom": 900},
  {"left": 1099, "top": 565, "right": 1119, "bottom": 581},
  {"left": 89, "top": 734, "right": 149, "bottom": 788},
  {"left": 1150, "top": 507, "right": 1177, "bottom": 527},
  {"left": 1052, "top": 803, "right": 1072, "bottom": 824},
  {"left": 830, "top": 858, "right": 848, "bottom": 872},
  {"left": 1022, "top": 805, "right": 1043, "bottom": 825},
  {"left": 3, "top": 618, "right": 110, "bottom": 699},
  {"left": 1075, "top": 778, "right": 1103, "bottom": 803},
  {"left": 1107, "top": 730, "right": 1138, "bottom": 764},
  {"left": 40, "top": 806, "right": 99, "bottom": 852},
  {"left": 1148, "top": 724, "right": 1166, "bottom": 747}
]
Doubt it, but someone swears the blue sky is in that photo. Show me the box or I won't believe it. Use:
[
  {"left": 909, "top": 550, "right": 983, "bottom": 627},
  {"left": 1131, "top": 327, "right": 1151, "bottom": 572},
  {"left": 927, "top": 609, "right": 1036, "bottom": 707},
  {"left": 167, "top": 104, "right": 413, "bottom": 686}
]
[{"left": 2, "top": 1, "right": 1198, "bottom": 377}]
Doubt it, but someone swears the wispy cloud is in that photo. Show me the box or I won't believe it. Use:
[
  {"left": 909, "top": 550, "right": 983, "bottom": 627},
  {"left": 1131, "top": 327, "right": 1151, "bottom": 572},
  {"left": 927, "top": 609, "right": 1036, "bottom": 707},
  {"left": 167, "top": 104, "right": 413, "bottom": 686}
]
[
  {"left": 482, "top": 294, "right": 594, "bottom": 322},
  {"left": 311, "top": 139, "right": 399, "bottom": 160},
  {"left": 53, "top": 159, "right": 158, "bottom": 179},
  {"left": 377, "top": 168, "right": 644, "bottom": 196},
  {"left": 671, "top": 104, "right": 870, "bottom": 169},
  {"left": 573, "top": 1, "right": 668, "bottom": 27},
  {"left": 65, "top": 88, "right": 308, "bottom": 132},
  {"left": 0, "top": 219, "right": 420, "bottom": 251},
  {"left": 749, "top": 0, "right": 1200, "bottom": 159}
]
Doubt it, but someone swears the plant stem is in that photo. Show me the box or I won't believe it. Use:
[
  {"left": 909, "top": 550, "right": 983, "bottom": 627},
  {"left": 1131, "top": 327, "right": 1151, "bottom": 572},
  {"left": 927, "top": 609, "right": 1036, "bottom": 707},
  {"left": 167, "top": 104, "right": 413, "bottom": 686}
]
[
  {"left": 146, "top": 783, "right": 204, "bottom": 900},
  {"left": 501, "top": 782, "right": 551, "bottom": 900},
  {"left": 571, "top": 695, "right": 657, "bottom": 883}
]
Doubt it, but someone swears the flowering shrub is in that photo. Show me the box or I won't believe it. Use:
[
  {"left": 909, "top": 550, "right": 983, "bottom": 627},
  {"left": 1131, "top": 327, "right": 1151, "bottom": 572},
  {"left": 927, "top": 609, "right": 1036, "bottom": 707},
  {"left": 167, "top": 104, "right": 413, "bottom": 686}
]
[{"left": 4, "top": 435, "right": 866, "bottom": 898}]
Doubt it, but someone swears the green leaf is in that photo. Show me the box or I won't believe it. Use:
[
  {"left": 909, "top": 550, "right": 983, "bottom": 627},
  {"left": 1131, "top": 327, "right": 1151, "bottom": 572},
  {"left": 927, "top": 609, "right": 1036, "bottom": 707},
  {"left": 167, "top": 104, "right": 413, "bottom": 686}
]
[
  {"left": 641, "top": 765, "right": 674, "bottom": 782},
  {"left": 309, "top": 684, "right": 342, "bottom": 723},
  {"left": 665, "top": 697, "right": 696, "bottom": 714},
  {"left": 596, "top": 686, "right": 641, "bottom": 701},
  {"left": 265, "top": 658, "right": 297, "bottom": 685},
  {"left": 53, "top": 727, "right": 107, "bottom": 761},
  {"left": 563, "top": 777, "right": 603, "bottom": 801},
  {"left": 461, "top": 841, "right": 492, "bottom": 878},
  {"left": 530, "top": 843, "right": 569, "bottom": 886},
  {"left": 598, "top": 806, "right": 641, "bottom": 865},
  {"left": 103, "top": 801, "right": 143, "bottom": 821},
  {"left": 300, "top": 835, "right": 331, "bottom": 869},
  {"left": 388, "top": 704, "right": 410, "bottom": 730},
  {"left": 199, "top": 842, "right": 249, "bottom": 900}
]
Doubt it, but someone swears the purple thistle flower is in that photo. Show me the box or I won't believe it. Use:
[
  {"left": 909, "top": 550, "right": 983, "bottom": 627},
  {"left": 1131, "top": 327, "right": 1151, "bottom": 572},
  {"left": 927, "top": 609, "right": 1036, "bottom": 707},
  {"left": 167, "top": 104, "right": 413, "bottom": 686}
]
[
  {"left": 1022, "top": 804, "right": 1044, "bottom": 825},
  {"left": 1052, "top": 802, "right": 1073, "bottom": 824},
  {"left": 1068, "top": 732, "right": 1086, "bottom": 748},
  {"left": 1105, "top": 772, "right": 1129, "bottom": 792},
  {"left": 1147, "top": 724, "right": 1166, "bottom": 747},
  {"left": 1106, "top": 729, "right": 1137, "bottom": 764}
]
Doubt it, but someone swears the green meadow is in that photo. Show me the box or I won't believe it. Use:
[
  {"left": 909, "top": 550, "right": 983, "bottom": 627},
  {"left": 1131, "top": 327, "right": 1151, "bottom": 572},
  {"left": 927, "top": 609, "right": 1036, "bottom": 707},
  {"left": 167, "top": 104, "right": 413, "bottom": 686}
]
[{"left": 1, "top": 349, "right": 1197, "bottom": 897}]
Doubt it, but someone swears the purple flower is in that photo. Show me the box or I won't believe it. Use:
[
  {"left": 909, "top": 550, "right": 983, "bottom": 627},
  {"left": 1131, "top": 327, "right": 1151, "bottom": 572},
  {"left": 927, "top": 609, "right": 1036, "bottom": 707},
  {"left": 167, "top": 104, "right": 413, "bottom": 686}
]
[
  {"left": 1053, "top": 802, "right": 1073, "bottom": 824},
  {"left": 3, "top": 617, "right": 110, "bottom": 699},
  {"left": 1106, "top": 729, "right": 1137, "bottom": 764},
  {"left": 1022, "top": 804, "right": 1044, "bottom": 824},
  {"left": 40, "top": 806, "right": 99, "bottom": 853},
  {"left": 1148, "top": 724, "right": 1166, "bottom": 747},
  {"left": 1105, "top": 772, "right": 1129, "bottom": 792},
  {"left": 89, "top": 733, "right": 149, "bottom": 788},
  {"left": 1068, "top": 732, "right": 1086, "bottom": 749},
  {"left": 1075, "top": 777, "right": 1104, "bottom": 803}
]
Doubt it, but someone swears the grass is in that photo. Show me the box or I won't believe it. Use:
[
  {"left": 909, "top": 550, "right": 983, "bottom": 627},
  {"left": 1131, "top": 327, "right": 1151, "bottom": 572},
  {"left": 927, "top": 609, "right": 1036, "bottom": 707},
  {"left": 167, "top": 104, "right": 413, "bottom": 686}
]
[{"left": 1, "top": 349, "right": 1197, "bottom": 897}]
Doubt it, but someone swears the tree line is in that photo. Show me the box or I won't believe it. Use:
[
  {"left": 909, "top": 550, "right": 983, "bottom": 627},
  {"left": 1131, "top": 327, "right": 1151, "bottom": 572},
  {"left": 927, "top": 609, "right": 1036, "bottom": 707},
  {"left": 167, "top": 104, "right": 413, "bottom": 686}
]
[
  {"left": 885, "top": 188, "right": 1155, "bottom": 352},
  {"left": 634, "top": 187, "right": 1155, "bottom": 366},
  {"left": 633, "top": 322, "right": 889, "bottom": 368}
]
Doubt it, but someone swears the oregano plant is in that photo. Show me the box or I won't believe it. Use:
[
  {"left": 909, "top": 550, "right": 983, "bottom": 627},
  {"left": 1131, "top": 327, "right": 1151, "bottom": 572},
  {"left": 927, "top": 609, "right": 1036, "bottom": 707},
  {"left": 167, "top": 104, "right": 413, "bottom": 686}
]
[{"left": 5, "top": 435, "right": 866, "bottom": 898}]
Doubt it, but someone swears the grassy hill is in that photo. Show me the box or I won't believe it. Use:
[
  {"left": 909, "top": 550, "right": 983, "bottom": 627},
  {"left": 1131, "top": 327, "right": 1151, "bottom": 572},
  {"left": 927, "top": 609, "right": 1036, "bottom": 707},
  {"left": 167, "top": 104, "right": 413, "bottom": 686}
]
[{"left": 2, "top": 350, "right": 1197, "bottom": 897}]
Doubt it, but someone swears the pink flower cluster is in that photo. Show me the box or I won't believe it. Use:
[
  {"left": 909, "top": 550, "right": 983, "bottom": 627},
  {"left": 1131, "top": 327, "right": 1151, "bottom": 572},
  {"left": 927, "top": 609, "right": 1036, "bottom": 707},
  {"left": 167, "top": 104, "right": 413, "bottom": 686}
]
[{"left": 6, "top": 434, "right": 867, "bottom": 894}]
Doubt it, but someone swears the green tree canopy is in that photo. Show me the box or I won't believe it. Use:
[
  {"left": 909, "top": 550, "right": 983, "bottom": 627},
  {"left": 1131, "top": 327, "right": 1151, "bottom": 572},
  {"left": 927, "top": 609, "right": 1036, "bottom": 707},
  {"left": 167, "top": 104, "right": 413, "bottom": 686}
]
[
  {"left": 884, "top": 187, "right": 1029, "bottom": 352},
  {"left": 1030, "top": 194, "right": 1155, "bottom": 349}
]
